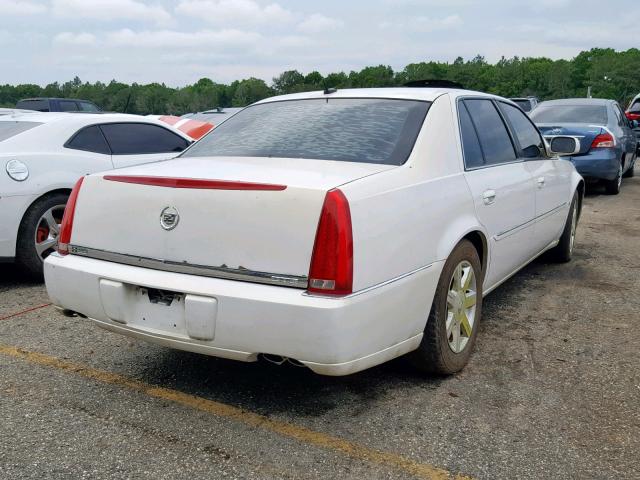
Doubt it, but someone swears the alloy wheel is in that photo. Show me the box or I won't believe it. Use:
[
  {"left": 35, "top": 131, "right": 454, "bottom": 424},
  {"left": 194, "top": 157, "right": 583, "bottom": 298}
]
[
  {"left": 34, "top": 204, "right": 66, "bottom": 261},
  {"left": 569, "top": 205, "right": 578, "bottom": 255},
  {"left": 446, "top": 260, "right": 477, "bottom": 353},
  {"left": 617, "top": 165, "right": 623, "bottom": 188}
]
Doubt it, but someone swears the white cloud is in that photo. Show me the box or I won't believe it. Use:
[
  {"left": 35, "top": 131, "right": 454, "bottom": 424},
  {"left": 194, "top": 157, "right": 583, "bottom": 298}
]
[
  {"left": 105, "top": 28, "right": 261, "bottom": 49},
  {"left": 0, "top": 30, "right": 11, "bottom": 45},
  {"left": 176, "top": 0, "right": 294, "bottom": 26},
  {"left": 381, "top": 14, "right": 462, "bottom": 32},
  {"left": 297, "top": 14, "right": 343, "bottom": 34},
  {"left": 52, "top": 0, "right": 171, "bottom": 26},
  {"left": 53, "top": 32, "right": 97, "bottom": 45},
  {"left": 0, "top": 0, "right": 46, "bottom": 14}
]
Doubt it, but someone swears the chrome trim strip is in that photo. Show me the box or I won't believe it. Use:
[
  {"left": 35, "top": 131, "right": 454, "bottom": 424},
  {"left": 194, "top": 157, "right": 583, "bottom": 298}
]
[
  {"left": 536, "top": 202, "right": 568, "bottom": 221},
  {"left": 68, "top": 245, "right": 308, "bottom": 289},
  {"left": 494, "top": 202, "right": 567, "bottom": 241}
]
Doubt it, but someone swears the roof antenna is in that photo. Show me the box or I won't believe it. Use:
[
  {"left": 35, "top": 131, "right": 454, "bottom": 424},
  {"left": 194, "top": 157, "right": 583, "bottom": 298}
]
[{"left": 324, "top": 87, "right": 337, "bottom": 94}]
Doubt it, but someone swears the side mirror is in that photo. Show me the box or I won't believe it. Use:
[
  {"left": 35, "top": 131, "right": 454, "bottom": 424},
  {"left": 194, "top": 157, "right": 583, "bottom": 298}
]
[{"left": 547, "top": 136, "right": 581, "bottom": 156}]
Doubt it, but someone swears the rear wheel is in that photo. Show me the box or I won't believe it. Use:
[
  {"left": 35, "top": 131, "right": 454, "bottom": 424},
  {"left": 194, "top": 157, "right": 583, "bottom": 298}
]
[
  {"left": 623, "top": 156, "right": 635, "bottom": 178},
  {"left": 408, "top": 240, "right": 482, "bottom": 374},
  {"left": 16, "top": 193, "right": 68, "bottom": 279},
  {"left": 548, "top": 191, "right": 578, "bottom": 263},
  {"left": 604, "top": 162, "right": 622, "bottom": 194}
]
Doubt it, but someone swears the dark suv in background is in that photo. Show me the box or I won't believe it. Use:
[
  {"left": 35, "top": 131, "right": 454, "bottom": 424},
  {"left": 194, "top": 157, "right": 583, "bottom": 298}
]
[{"left": 16, "top": 97, "right": 102, "bottom": 112}]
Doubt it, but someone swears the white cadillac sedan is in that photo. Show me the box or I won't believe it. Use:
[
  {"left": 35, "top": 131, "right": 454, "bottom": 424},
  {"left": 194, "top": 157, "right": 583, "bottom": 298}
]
[
  {"left": 0, "top": 112, "right": 192, "bottom": 277},
  {"left": 44, "top": 88, "right": 583, "bottom": 376}
]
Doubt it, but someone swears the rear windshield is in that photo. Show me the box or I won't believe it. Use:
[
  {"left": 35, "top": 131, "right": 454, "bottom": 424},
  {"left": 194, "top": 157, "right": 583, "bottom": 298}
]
[
  {"left": 182, "top": 98, "right": 431, "bottom": 165},
  {"left": 512, "top": 99, "right": 532, "bottom": 112},
  {"left": 0, "top": 121, "right": 42, "bottom": 142},
  {"left": 629, "top": 101, "right": 640, "bottom": 114},
  {"left": 531, "top": 105, "right": 607, "bottom": 124}
]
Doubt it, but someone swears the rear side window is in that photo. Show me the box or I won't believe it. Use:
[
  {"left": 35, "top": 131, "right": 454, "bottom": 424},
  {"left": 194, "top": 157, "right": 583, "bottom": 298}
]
[
  {"left": 182, "top": 98, "right": 431, "bottom": 165},
  {"left": 463, "top": 99, "right": 517, "bottom": 166},
  {"left": 613, "top": 104, "right": 626, "bottom": 127},
  {"left": 16, "top": 99, "right": 49, "bottom": 112},
  {"left": 66, "top": 125, "right": 110, "bottom": 154},
  {"left": 59, "top": 100, "right": 79, "bottom": 112},
  {"left": 499, "top": 102, "right": 544, "bottom": 158},
  {"left": 0, "top": 121, "right": 42, "bottom": 142},
  {"left": 100, "top": 123, "right": 190, "bottom": 155},
  {"left": 458, "top": 102, "right": 484, "bottom": 169}
]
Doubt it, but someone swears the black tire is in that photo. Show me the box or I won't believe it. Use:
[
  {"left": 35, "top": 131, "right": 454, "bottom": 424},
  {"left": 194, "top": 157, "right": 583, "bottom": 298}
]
[
  {"left": 16, "top": 192, "right": 69, "bottom": 280},
  {"left": 408, "top": 239, "right": 483, "bottom": 375},
  {"left": 604, "top": 163, "right": 622, "bottom": 194},
  {"left": 548, "top": 191, "right": 578, "bottom": 263},
  {"left": 622, "top": 157, "right": 635, "bottom": 178}
]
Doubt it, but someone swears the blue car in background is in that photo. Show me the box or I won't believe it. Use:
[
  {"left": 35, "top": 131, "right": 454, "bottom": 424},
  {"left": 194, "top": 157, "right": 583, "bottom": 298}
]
[{"left": 531, "top": 98, "right": 638, "bottom": 194}]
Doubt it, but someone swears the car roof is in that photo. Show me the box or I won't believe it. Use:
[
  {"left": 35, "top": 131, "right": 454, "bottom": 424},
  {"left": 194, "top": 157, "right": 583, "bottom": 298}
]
[
  {"left": 0, "top": 112, "right": 192, "bottom": 145},
  {"left": 538, "top": 98, "right": 611, "bottom": 107},
  {"left": 0, "top": 112, "right": 175, "bottom": 126},
  {"left": 17, "top": 97, "right": 96, "bottom": 102},
  {"left": 255, "top": 87, "right": 497, "bottom": 104}
]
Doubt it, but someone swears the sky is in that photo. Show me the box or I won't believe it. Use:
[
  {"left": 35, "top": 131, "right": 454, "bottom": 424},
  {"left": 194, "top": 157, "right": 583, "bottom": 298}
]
[{"left": 1, "top": 0, "right": 639, "bottom": 87}]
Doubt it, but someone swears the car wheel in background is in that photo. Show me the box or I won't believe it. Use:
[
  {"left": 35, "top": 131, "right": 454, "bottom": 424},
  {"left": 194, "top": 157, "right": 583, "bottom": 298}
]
[
  {"left": 16, "top": 192, "right": 69, "bottom": 280},
  {"left": 622, "top": 156, "right": 635, "bottom": 178},
  {"left": 408, "top": 239, "right": 482, "bottom": 374},
  {"left": 548, "top": 191, "right": 578, "bottom": 263},
  {"left": 604, "top": 163, "right": 623, "bottom": 194}
]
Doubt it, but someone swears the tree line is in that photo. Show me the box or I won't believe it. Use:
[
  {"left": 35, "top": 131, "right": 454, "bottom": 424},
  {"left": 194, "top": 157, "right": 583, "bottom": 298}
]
[{"left": 1, "top": 48, "right": 638, "bottom": 115}]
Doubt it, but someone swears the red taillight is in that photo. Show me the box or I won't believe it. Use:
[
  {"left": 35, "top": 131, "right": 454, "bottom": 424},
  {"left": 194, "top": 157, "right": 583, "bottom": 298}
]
[
  {"left": 58, "top": 176, "right": 84, "bottom": 255},
  {"left": 308, "top": 189, "right": 353, "bottom": 296},
  {"left": 625, "top": 111, "right": 640, "bottom": 121},
  {"left": 590, "top": 132, "right": 615, "bottom": 149}
]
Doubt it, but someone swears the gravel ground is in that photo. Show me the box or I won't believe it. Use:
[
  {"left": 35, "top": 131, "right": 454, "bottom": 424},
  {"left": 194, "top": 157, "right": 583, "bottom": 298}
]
[{"left": 1, "top": 169, "right": 638, "bottom": 479}]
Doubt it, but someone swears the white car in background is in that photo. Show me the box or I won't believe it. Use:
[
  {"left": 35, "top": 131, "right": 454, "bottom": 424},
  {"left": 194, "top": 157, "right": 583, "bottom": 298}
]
[
  {"left": 45, "top": 88, "right": 583, "bottom": 376},
  {"left": 1, "top": 112, "right": 192, "bottom": 277}
]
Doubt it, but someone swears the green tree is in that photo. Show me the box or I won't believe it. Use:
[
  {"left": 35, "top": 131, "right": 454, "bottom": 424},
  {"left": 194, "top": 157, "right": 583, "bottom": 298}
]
[
  {"left": 272, "top": 70, "right": 305, "bottom": 94},
  {"left": 2, "top": 48, "right": 640, "bottom": 112},
  {"left": 232, "top": 78, "right": 273, "bottom": 107}
]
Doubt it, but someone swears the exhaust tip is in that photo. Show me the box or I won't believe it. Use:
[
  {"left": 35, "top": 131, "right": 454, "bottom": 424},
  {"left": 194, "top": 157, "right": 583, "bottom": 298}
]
[
  {"left": 55, "top": 307, "right": 87, "bottom": 318},
  {"left": 259, "top": 354, "right": 307, "bottom": 369},
  {"left": 260, "top": 353, "right": 287, "bottom": 366}
]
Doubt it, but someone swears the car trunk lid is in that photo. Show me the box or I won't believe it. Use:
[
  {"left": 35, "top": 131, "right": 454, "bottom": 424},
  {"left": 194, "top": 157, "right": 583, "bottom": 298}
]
[
  {"left": 537, "top": 123, "right": 605, "bottom": 156},
  {"left": 70, "top": 156, "right": 394, "bottom": 285}
]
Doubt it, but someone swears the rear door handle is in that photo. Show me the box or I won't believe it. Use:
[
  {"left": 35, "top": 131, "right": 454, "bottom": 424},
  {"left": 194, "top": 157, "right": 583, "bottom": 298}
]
[
  {"left": 537, "top": 176, "right": 546, "bottom": 188},
  {"left": 482, "top": 189, "right": 496, "bottom": 205}
]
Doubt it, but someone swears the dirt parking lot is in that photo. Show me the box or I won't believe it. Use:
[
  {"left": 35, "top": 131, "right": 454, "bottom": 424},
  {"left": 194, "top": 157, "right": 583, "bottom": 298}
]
[{"left": 1, "top": 169, "right": 638, "bottom": 480}]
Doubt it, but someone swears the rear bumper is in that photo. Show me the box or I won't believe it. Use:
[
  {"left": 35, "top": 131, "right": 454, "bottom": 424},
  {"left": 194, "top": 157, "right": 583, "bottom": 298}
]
[
  {"left": 44, "top": 253, "right": 442, "bottom": 376},
  {"left": 570, "top": 150, "right": 620, "bottom": 181}
]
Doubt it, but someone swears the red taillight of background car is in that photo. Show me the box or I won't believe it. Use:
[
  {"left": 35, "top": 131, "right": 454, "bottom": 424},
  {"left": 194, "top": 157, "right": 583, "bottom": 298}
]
[
  {"left": 57, "top": 176, "right": 85, "bottom": 255},
  {"left": 307, "top": 189, "right": 353, "bottom": 296},
  {"left": 625, "top": 111, "right": 640, "bottom": 121},
  {"left": 590, "top": 132, "right": 615, "bottom": 149}
]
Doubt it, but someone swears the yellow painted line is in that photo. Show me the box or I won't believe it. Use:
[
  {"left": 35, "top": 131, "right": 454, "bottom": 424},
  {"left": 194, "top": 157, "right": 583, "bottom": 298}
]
[{"left": 0, "top": 343, "right": 471, "bottom": 480}]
